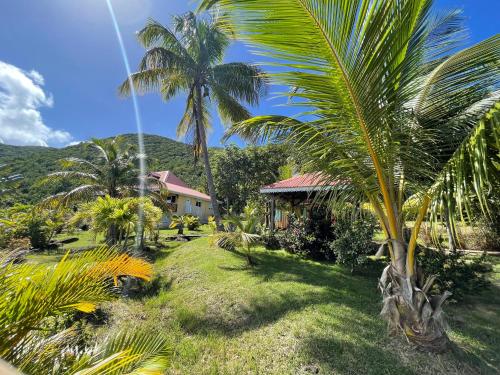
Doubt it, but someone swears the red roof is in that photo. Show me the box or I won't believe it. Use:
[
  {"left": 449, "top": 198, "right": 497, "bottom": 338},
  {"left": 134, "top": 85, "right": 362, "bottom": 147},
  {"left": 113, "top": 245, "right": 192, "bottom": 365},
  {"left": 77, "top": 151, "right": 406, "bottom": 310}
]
[
  {"left": 261, "top": 173, "right": 341, "bottom": 193},
  {"left": 150, "top": 171, "right": 211, "bottom": 201}
]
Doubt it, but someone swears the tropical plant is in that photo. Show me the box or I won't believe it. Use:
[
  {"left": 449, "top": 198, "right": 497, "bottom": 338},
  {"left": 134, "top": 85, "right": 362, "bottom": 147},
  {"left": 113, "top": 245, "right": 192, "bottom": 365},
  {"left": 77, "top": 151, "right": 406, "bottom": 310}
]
[
  {"left": 207, "top": 215, "right": 217, "bottom": 233},
  {"left": 210, "top": 0, "right": 500, "bottom": 351},
  {"left": 213, "top": 206, "right": 261, "bottom": 266},
  {"left": 274, "top": 210, "right": 337, "bottom": 260},
  {"left": 0, "top": 247, "right": 169, "bottom": 374},
  {"left": 0, "top": 204, "right": 69, "bottom": 250},
  {"left": 169, "top": 215, "right": 188, "bottom": 235},
  {"left": 71, "top": 196, "right": 162, "bottom": 248},
  {"left": 41, "top": 137, "right": 142, "bottom": 206},
  {"left": 330, "top": 215, "right": 377, "bottom": 272},
  {"left": 119, "top": 11, "right": 266, "bottom": 230},
  {"left": 185, "top": 215, "right": 201, "bottom": 230}
]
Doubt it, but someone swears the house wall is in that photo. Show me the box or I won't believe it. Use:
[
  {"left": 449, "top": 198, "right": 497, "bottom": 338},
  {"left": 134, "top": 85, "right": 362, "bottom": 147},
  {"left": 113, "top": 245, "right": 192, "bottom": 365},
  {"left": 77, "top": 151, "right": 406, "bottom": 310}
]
[{"left": 160, "top": 194, "right": 212, "bottom": 227}]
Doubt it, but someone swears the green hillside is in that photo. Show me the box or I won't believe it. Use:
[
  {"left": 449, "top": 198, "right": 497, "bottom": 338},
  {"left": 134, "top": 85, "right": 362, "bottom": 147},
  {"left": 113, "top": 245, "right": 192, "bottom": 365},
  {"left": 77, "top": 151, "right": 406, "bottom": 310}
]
[{"left": 0, "top": 134, "right": 209, "bottom": 204}]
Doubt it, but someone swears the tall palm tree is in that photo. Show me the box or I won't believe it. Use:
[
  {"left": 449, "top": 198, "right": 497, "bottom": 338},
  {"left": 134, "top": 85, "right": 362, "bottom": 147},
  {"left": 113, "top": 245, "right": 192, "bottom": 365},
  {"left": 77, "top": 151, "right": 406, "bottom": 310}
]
[
  {"left": 42, "top": 137, "right": 140, "bottom": 205},
  {"left": 208, "top": 0, "right": 500, "bottom": 351},
  {"left": 119, "top": 12, "right": 266, "bottom": 231}
]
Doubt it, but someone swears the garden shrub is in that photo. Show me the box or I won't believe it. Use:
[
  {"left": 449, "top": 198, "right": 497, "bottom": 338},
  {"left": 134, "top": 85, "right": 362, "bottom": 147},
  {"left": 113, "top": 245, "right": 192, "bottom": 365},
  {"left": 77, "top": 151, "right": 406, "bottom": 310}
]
[
  {"left": 417, "top": 247, "right": 492, "bottom": 302},
  {"left": 261, "top": 229, "right": 281, "bottom": 250},
  {"left": 186, "top": 215, "right": 201, "bottom": 230},
  {"left": 274, "top": 211, "right": 336, "bottom": 260},
  {"left": 329, "top": 215, "right": 377, "bottom": 272}
]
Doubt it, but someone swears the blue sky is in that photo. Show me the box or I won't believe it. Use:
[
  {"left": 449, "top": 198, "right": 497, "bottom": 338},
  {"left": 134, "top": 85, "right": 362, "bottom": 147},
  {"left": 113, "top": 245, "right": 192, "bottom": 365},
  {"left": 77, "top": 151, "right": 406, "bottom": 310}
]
[{"left": 0, "top": 0, "right": 497, "bottom": 147}]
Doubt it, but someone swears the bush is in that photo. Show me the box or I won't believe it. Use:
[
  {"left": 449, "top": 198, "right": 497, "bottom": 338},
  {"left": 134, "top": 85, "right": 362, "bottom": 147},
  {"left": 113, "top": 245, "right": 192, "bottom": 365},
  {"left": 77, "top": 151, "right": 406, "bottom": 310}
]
[
  {"left": 185, "top": 215, "right": 201, "bottom": 230},
  {"left": 274, "top": 211, "right": 336, "bottom": 260},
  {"left": 0, "top": 205, "right": 67, "bottom": 250},
  {"left": 417, "top": 248, "right": 492, "bottom": 302},
  {"left": 330, "top": 215, "right": 377, "bottom": 272},
  {"left": 261, "top": 229, "right": 281, "bottom": 250}
]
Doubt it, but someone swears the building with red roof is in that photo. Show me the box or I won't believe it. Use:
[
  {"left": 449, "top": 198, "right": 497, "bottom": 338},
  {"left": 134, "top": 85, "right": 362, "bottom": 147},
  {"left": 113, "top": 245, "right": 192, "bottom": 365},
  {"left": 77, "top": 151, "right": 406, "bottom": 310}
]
[
  {"left": 260, "top": 173, "right": 345, "bottom": 230},
  {"left": 149, "top": 171, "right": 213, "bottom": 224}
]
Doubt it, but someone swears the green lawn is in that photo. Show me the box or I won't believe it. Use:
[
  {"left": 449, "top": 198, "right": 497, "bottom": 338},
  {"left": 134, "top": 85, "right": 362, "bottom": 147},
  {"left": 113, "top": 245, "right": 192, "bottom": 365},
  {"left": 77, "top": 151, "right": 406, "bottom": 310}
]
[{"left": 90, "top": 238, "right": 500, "bottom": 375}]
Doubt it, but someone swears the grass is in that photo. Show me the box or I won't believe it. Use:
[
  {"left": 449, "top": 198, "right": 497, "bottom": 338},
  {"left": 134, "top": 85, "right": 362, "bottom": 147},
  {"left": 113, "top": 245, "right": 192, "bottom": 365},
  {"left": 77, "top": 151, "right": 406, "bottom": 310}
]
[
  {"left": 87, "top": 238, "right": 500, "bottom": 375},
  {"left": 159, "top": 224, "right": 213, "bottom": 237}
]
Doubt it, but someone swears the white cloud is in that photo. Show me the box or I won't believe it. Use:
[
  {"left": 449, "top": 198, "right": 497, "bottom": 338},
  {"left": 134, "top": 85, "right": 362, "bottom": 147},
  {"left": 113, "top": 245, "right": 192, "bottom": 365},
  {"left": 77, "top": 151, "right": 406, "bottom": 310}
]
[
  {"left": 0, "top": 61, "right": 72, "bottom": 147},
  {"left": 66, "top": 140, "right": 84, "bottom": 146}
]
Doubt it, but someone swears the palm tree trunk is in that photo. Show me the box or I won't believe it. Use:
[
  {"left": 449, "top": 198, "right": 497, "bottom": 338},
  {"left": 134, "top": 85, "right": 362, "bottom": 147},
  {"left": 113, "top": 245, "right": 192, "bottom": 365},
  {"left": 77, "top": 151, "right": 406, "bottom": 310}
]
[
  {"left": 194, "top": 84, "right": 224, "bottom": 231},
  {"left": 379, "top": 202, "right": 451, "bottom": 352}
]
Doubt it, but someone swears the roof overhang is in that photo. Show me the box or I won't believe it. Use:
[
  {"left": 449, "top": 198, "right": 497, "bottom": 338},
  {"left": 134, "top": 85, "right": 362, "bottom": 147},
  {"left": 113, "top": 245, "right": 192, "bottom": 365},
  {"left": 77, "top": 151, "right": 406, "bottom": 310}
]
[{"left": 260, "top": 186, "right": 339, "bottom": 194}]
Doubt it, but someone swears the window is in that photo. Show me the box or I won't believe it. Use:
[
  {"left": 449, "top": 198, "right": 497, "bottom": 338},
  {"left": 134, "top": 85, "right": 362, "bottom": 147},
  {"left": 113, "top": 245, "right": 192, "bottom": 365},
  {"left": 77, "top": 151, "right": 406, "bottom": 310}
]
[
  {"left": 167, "top": 195, "right": 177, "bottom": 204},
  {"left": 195, "top": 201, "right": 202, "bottom": 207}
]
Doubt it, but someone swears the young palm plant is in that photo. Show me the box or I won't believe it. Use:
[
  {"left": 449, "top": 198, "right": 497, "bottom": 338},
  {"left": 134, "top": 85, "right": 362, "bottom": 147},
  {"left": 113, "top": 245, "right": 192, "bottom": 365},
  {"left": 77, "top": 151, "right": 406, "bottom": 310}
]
[
  {"left": 209, "top": 0, "right": 500, "bottom": 351},
  {"left": 119, "top": 11, "right": 266, "bottom": 231},
  {"left": 0, "top": 248, "right": 170, "bottom": 374},
  {"left": 214, "top": 206, "right": 261, "bottom": 266}
]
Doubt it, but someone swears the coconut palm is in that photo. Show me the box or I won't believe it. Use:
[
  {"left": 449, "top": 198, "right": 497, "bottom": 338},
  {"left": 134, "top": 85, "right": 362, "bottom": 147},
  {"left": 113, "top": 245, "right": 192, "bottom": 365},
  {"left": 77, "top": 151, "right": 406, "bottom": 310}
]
[
  {"left": 0, "top": 247, "right": 169, "bottom": 374},
  {"left": 42, "top": 137, "right": 141, "bottom": 205},
  {"left": 210, "top": 0, "right": 500, "bottom": 351},
  {"left": 119, "top": 11, "right": 266, "bottom": 231}
]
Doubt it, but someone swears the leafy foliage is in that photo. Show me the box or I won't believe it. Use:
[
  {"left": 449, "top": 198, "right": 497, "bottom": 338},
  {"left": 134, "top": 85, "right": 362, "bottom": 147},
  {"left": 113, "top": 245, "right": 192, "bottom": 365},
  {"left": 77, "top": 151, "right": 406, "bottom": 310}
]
[
  {"left": 417, "top": 248, "right": 492, "bottom": 302},
  {"left": 211, "top": 144, "right": 289, "bottom": 213},
  {"left": 0, "top": 247, "right": 169, "bottom": 374},
  {"left": 330, "top": 215, "right": 377, "bottom": 272},
  {"left": 274, "top": 210, "right": 336, "bottom": 261},
  {"left": 212, "top": 206, "right": 261, "bottom": 265},
  {"left": 71, "top": 196, "right": 162, "bottom": 247},
  {"left": 0, "top": 204, "right": 69, "bottom": 250}
]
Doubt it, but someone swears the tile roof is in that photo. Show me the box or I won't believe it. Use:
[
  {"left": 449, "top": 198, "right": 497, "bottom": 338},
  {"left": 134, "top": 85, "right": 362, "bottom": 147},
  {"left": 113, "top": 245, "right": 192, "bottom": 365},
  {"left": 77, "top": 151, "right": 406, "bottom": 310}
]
[
  {"left": 150, "top": 171, "right": 211, "bottom": 201},
  {"left": 260, "top": 173, "right": 342, "bottom": 193}
]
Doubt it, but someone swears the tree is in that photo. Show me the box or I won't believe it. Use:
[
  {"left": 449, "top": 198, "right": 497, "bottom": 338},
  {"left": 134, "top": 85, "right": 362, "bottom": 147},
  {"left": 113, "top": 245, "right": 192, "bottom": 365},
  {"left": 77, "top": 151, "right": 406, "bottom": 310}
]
[
  {"left": 42, "top": 137, "right": 141, "bottom": 205},
  {"left": 212, "top": 0, "right": 500, "bottom": 351},
  {"left": 211, "top": 144, "right": 288, "bottom": 213},
  {"left": 0, "top": 248, "right": 169, "bottom": 374},
  {"left": 71, "top": 196, "right": 162, "bottom": 248},
  {"left": 119, "top": 12, "right": 266, "bottom": 231}
]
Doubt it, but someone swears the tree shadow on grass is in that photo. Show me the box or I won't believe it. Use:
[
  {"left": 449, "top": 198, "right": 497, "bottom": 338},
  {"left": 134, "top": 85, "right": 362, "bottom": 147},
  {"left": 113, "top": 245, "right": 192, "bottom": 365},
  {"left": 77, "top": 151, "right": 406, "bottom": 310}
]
[
  {"left": 173, "top": 249, "right": 499, "bottom": 374},
  {"left": 177, "top": 250, "right": 381, "bottom": 336}
]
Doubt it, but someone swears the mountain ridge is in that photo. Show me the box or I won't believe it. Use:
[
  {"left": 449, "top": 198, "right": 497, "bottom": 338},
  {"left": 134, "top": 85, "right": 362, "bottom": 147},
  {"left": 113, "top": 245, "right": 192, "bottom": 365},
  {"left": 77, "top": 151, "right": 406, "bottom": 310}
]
[{"left": 0, "top": 134, "right": 211, "bottom": 204}]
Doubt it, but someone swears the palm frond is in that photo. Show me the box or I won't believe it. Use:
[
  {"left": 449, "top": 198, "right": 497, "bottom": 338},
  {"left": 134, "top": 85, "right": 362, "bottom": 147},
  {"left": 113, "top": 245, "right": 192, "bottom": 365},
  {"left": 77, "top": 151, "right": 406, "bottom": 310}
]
[
  {"left": 211, "top": 63, "right": 266, "bottom": 105},
  {"left": 72, "top": 330, "right": 170, "bottom": 375},
  {"left": 428, "top": 102, "right": 500, "bottom": 239},
  {"left": 0, "top": 247, "right": 153, "bottom": 362}
]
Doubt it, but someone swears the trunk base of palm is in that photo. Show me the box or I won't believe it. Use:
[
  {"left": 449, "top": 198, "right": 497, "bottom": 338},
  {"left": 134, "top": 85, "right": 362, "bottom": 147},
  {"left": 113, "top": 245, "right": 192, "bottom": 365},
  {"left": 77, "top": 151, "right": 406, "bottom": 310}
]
[{"left": 379, "top": 265, "right": 451, "bottom": 353}]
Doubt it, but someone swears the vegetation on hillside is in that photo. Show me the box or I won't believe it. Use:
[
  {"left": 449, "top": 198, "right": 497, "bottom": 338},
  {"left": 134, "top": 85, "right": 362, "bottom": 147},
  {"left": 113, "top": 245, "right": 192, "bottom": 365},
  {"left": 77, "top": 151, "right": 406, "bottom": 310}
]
[{"left": 0, "top": 134, "right": 208, "bottom": 205}]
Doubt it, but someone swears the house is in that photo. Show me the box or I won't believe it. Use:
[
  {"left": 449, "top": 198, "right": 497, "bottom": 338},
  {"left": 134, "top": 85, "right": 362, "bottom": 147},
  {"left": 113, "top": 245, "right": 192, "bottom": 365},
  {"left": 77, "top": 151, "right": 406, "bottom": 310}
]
[
  {"left": 260, "top": 173, "right": 344, "bottom": 230},
  {"left": 149, "top": 171, "right": 213, "bottom": 225}
]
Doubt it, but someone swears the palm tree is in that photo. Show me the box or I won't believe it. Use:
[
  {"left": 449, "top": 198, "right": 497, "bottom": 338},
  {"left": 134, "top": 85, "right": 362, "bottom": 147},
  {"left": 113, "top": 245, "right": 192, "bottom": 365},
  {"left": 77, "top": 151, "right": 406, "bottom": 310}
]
[
  {"left": 214, "top": 206, "right": 261, "bottom": 266},
  {"left": 119, "top": 11, "right": 266, "bottom": 231},
  {"left": 0, "top": 247, "right": 170, "bottom": 374},
  {"left": 42, "top": 137, "right": 140, "bottom": 205},
  {"left": 210, "top": 0, "right": 500, "bottom": 351}
]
